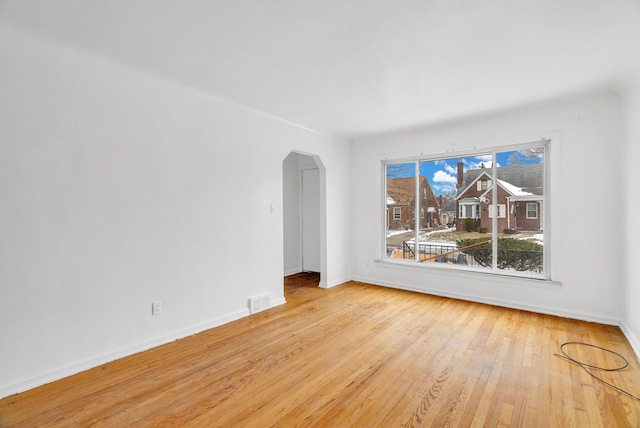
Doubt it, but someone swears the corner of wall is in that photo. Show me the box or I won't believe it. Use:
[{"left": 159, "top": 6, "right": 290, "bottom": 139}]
[{"left": 620, "top": 321, "right": 640, "bottom": 363}]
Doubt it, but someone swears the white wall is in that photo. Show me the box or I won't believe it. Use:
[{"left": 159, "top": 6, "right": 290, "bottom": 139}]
[
  {"left": 623, "top": 83, "right": 640, "bottom": 358},
  {"left": 0, "top": 27, "right": 350, "bottom": 398},
  {"left": 283, "top": 153, "right": 302, "bottom": 275},
  {"left": 351, "top": 91, "right": 627, "bottom": 326}
]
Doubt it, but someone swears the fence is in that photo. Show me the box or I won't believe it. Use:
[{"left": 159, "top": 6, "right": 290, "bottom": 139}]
[{"left": 400, "top": 240, "right": 543, "bottom": 273}]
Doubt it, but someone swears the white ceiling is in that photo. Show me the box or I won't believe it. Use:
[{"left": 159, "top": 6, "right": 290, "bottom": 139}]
[{"left": 1, "top": 0, "right": 639, "bottom": 138}]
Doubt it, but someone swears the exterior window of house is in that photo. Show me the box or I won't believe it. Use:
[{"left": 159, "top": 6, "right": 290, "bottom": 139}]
[
  {"left": 477, "top": 180, "right": 492, "bottom": 191},
  {"left": 384, "top": 142, "right": 547, "bottom": 279},
  {"left": 488, "top": 204, "right": 506, "bottom": 218},
  {"left": 459, "top": 204, "right": 478, "bottom": 219},
  {"left": 393, "top": 207, "right": 401, "bottom": 220}
]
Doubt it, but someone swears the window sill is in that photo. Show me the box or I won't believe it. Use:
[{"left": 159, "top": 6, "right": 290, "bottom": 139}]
[{"left": 373, "top": 258, "right": 562, "bottom": 290}]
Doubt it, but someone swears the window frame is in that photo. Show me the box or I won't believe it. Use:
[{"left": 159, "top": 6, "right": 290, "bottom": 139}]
[
  {"left": 488, "top": 204, "right": 506, "bottom": 218},
  {"left": 393, "top": 207, "right": 401, "bottom": 220},
  {"left": 459, "top": 202, "right": 479, "bottom": 219},
  {"left": 526, "top": 202, "right": 538, "bottom": 219},
  {"left": 382, "top": 139, "right": 551, "bottom": 281}
]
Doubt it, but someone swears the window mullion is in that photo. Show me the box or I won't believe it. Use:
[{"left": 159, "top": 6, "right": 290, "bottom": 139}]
[
  {"left": 415, "top": 161, "right": 420, "bottom": 262},
  {"left": 491, "top": 152, "right": 498, "bottom": 270}
]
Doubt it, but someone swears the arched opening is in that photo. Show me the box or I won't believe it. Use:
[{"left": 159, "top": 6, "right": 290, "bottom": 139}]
[{"left": 282, "top": 151, "right": 326, "bottom": 287}]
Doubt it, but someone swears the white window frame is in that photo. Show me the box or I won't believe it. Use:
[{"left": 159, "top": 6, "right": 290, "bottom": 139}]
[
  {"left": 488, "top": 204, "right": 506, "bottom": 218},
  {"left": 477, "top": 179, "right": 492, "bottom": 191},
  {"left": 382, "top": 139, "right": 551, "bottom": 281},
  {"left": 526, "top": 202, "right": 538, "bottom": 219},
  {"left": 393, "top": 207, "right": 401, "bottom": 220},
  {"left": 459, "top": 203, "right": 479, "bottom": 219}
]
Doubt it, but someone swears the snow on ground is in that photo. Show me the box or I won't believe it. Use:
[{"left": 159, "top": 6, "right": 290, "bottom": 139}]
[
  {"left": 389, "top": 227, "right": 543, "bottom": 247},
  {"left": 405, "top": 228, "right": 457, "bottom": 246},
  {"left": 413, "top": 229, "right": 543, "bottom": 247},
  {"left": 386, "top": 229, "right": 411, "bottom": 238}
]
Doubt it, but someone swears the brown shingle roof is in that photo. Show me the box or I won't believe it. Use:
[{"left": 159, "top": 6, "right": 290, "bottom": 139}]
[{"left": 386, "top": 176, "right": 426, "bottom": 205}]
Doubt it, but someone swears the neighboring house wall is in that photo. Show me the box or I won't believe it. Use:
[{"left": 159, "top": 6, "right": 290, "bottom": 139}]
[
  {"left": 478, "top": 186, "right": 513, "bottom": 232},
  {"left": 387, "top": 176, "right": 440, "bottom": 230},
  {"left": 512, "top": 201, "right": 541, "bottom": 230},
  {"left": 456, "top": 171, "right": 542, "bottom": 232}
]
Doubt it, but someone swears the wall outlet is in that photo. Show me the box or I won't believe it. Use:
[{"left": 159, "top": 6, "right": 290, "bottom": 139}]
[
  {"left": 152, "top": 301, "right": 162, "bottom": 316},
  {"left": 249, "top": 294, "right": 271, "bottom": 314}
]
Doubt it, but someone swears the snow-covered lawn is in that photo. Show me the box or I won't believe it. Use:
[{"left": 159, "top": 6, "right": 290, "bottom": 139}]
[{"left": 403, "top": 229, "right": 544, "bottom": 246}]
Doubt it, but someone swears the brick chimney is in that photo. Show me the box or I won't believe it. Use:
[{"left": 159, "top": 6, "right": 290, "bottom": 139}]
[{"left": 457, "top": 161, "right": 464, "bottom": 187}]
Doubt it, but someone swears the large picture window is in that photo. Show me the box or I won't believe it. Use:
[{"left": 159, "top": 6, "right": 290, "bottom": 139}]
[{"left": 384, "top": 142, "right": 547, "bottom": 279}]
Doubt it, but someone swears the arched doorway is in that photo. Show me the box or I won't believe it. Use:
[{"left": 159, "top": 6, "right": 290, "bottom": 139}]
[{"left": 282, "top": 151, "right": 326, "bottom": 287}]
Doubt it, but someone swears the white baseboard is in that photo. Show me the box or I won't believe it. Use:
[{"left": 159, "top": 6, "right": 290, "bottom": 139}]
[
  {"left": 620, "top": 322, "right": 640, "bottom": 362},
  {"left": 352, "top": 276, "right": 640, "bottom": 361},
  {"left": 283, "top": 268, "right": 302, "bottom": 277},
  {"left": 270, "top": 296, "right": 287, "bottom": 308},
  {"left": 0, "top": 308, "right": 250, "bottom": 400},
  {"left": 351, "top": 275, "right": 622, "bottom": 326},
  {"left": 5, "top": 279, "right": 636, "bottom": 400},
  {"left": 320, "top": 276, "right": 351, "bottom": 289}
]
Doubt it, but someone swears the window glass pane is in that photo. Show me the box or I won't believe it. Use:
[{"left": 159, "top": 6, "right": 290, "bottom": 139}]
[
  {"left": 404, "top": 156, "right": 492, "bottom": 270},
  {"left": 495, "top": 147, "right": 545, "bottom": 274},
  {"left": 383, "top": 144, "right": 547, "bottom": 278},
  {"left": 386, "top": 162, "right": 416, "bottom": 260}
]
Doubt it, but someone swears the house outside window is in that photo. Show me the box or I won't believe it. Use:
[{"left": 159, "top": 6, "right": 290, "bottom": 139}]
[
  {"left": 488, "top": 204, "right": 506, "bottom": 218},
  {"left": 477, "top": 180, "right": 492, "bottom": 191},
  {"left": 459, "top": 203, "right": 479, "bottom": 219},
  {"left": 384, "top": 141, "right": 547, "bottom": 279}
]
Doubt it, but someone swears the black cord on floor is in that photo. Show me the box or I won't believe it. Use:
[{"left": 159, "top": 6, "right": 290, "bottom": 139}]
[{"left": 554, "top": 341, "right": 640, "bottom": 401}]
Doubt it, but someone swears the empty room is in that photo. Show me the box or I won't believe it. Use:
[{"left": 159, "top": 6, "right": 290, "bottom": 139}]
[{"left": 1, "top": 1, "right": 640, "bottom": 426}]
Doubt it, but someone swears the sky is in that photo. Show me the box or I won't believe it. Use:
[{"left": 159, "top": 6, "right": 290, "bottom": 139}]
[{"left": 387, "top": 149, "right": 544, "bottom": 196}]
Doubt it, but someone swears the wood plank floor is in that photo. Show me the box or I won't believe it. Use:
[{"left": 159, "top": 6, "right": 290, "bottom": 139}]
[{"left": 2, "top": 273, "right": 640, "bottom": 427}]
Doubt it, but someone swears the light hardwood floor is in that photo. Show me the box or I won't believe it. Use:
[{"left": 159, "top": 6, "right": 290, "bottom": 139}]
[{"left": 2, "top": 273, "right": 640, "bottom": 427}]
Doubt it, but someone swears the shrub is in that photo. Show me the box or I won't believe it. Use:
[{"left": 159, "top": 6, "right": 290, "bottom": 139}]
[
  {"left": 478, "top": 227, "right": 488, "bottom": 234},
  {"left": 464, "top": 218, "right": 475, "bottom": 232},
  {"left": 456, "top": 237, "right": 543, "bottom": 272}
]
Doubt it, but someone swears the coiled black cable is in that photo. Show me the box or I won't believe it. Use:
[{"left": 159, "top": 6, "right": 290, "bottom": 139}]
[{"left": 554, "top": 342, "right": 640, "bottom": 401}]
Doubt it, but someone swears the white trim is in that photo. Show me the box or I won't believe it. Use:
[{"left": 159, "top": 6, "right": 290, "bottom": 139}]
[
  {"left": 270, "top": 296, "right": 287, "bottom": 308},
  {"left": 319, "top": 276, "right": 350, "bottom": 289},
  {"left": 620, "top": 322, "right": 640, "bottom": 362},
  {"left": 350, "top": 274, "right": 625, "bottom": 327},
  {"left": 375, "top": 258, "right": 552, "bottom": 284},
  {"left": 393, "top": 206, "right": 402, "bottom": 220},
  {"left": 0, "top": 308, "right": 253, "bottom": 399},
  {"left": 488, "top": 204, "right": 506, "bottom": 218}
]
